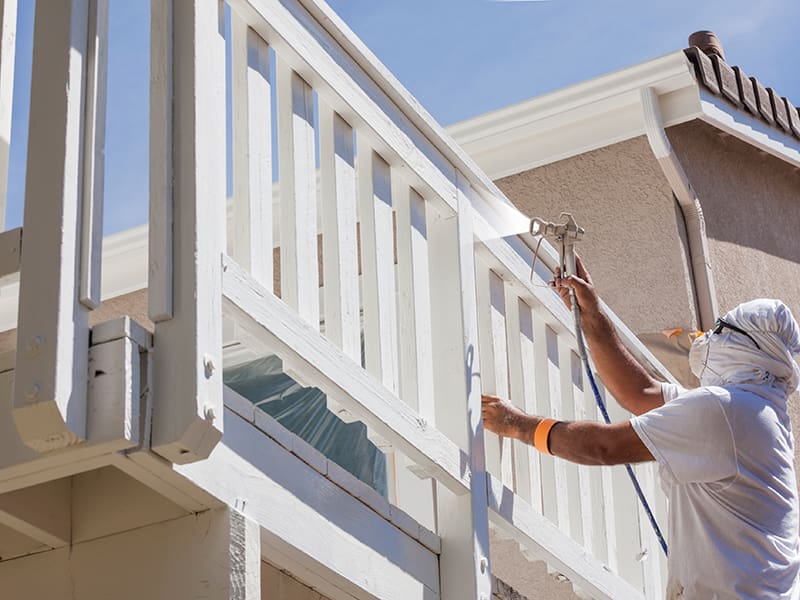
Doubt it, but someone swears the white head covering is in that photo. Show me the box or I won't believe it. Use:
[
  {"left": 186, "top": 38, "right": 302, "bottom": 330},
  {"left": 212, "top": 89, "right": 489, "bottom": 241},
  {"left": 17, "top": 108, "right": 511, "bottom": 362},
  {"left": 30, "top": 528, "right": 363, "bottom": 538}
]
[{"left": 689, "top": 299, "right": 800, "bottom": 394}]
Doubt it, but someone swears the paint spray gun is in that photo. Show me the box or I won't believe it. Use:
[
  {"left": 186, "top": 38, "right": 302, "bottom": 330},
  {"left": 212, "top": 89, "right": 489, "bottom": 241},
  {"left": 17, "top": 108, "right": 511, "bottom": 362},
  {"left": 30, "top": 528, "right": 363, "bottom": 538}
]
[
  {"left": 528, "top": 213, "right": 588, "bottom": 358},
  {"left": 528, "top": 212, "right": 669, "bottom": 555}
]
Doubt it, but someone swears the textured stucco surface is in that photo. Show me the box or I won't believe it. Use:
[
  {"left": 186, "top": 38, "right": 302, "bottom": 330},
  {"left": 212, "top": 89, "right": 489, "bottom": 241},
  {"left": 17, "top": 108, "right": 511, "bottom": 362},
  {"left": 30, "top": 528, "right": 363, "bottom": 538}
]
[
  {"left": 495, "top": 136, "right": 698, "bottom": 336},
  {"left": 667, "top": 120, "right": 800, "bottom": 315}
]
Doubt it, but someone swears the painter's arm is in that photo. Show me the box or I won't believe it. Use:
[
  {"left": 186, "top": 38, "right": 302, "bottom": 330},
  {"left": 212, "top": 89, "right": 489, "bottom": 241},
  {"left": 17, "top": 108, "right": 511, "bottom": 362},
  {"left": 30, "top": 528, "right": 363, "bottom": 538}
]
[
  {"left": 481, "top": 396, "right": 653, "bottom": 465},
  {"left": 551, "top": 256, "right": 664, "bottom": 415}
]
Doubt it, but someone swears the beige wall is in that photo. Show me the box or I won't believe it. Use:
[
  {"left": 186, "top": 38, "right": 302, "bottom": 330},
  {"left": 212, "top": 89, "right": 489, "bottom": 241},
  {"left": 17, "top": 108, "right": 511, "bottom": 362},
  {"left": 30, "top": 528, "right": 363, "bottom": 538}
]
[
  {"left": 667, "top": 120, "right": 800, "bottom": 315},
  {"left": 495, "top": 136, "right": 699, "bottom": 338}
]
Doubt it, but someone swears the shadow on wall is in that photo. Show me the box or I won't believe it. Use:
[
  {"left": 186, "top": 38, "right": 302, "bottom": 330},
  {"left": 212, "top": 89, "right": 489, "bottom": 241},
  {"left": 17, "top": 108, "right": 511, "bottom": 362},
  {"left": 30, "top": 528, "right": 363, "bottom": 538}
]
[{"left": 667, "top": 120, "right": 800, "bottom": 264}]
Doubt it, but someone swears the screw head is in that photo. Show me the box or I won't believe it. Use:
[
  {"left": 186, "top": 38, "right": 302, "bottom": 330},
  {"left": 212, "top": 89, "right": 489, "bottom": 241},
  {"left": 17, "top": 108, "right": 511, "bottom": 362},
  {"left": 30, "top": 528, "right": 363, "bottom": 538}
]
[
  {"left": 24, "top": 383, "right": 40, "bottom": 401},
  {"left": 203, "top": 354, "right": 216, "bottom": 378},
  {"left": 480, "top": 556, "right": 488, "bottom": 573},
  {"left": 27, "top": 335, "right": 44, "bottom": 356},
  {"left": 204, "top": 405, "right": 216, "bottom": 422}
]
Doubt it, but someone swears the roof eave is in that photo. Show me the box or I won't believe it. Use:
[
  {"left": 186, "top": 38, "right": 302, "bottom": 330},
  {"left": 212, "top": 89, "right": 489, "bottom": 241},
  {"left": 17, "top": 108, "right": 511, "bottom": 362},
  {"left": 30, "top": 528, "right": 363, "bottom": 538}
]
[{"left": 448, "top": 50, "right": 800, "bottom": 179}]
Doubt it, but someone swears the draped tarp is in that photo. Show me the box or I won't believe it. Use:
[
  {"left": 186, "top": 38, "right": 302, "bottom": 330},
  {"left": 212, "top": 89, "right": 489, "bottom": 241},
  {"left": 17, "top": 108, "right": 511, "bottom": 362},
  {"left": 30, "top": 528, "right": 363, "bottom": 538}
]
[{"left": 224, "top": 355, "right": 388, "bottom": 497}]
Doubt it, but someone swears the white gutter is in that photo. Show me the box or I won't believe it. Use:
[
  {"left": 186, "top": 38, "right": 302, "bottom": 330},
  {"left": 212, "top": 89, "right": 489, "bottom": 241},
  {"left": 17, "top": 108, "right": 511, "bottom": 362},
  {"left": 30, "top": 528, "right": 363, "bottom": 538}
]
[{"left": 640, "top": 86, "right": 718, "bottom": 331}]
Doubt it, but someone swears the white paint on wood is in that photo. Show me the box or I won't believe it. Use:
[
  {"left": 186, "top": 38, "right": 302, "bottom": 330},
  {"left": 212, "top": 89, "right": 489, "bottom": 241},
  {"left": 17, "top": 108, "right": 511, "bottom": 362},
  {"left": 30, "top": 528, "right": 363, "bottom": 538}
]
[
  {"left": 0, "top": 226, "right": 21, "bottom": 282},
  {"left": 557, "top": 343, "right": 583, "bottom": 542},
  {"left": 177, "top": 407, "right": 440, "bottom": 600},
  {"left": 357, "top": 143, "right": 398, "bottom": 395},
  {"left": 427, "top": 176, "right": 492, "bottom": 600},
  {"left": 79, "top": 0, "right": 109, "bottom": 309},
  {"left": 276, "top": 57, "right": 319, "bottom": 328},
  {"left": 222, "top": 254, "right": 469, "bottom": 495},
  {"left": 150, "top": 0, "right": 226, "bottom": 464},
  {"left": 230, "top": 12, "right": 273, "bottom": 288},
  {"left": 395, "top": 183, "right": 435, "bottom": 422},
  {"left": 318, "top": 101, "right": 359, "bottom": 362},
  {"left": 530, "top": 311, "right": 563, "bottom": 531},
  {"left": 517, "top": 300, "right": 543, "bottom": 514},
  {"left": 87, "top": 337, "right": 140, "bottom": 450},
  {"left": 635, "top": 462, "right": 664, "bottom": 600},
  {"left": 572, "top": 359, "right": 597, "bottom": 556},
  {"left": 0, "top": 478, "right": 70, "bottom": 548},
  {"left": 70, "top": 465, "right": 188, "bottom": 544},
  {"left": 603, "top": 387, "right": 642, "bottom": 589},
  {"left": 0, "top": 509, "right": 261, "bottom": 600},
  {"left": 393, "top": 180, "right": 437, "bottom": 528},
  {"left": 13, "top": 0, "right": 95, "bottom": 451},
  {"left": 148, "top": 0, "right": 173, "bottom": 322},
  {"left": 0, "top": 0, "right": 17, "bottom": 229},
  {"left": 504, "top": 292, "right": 534, "bottom": 506},
  {"left": 487, "top": 474, "right": 644, "bottom": 600},
  {"left": 475, "top": 260, "right": 513, "bottom": 485}
]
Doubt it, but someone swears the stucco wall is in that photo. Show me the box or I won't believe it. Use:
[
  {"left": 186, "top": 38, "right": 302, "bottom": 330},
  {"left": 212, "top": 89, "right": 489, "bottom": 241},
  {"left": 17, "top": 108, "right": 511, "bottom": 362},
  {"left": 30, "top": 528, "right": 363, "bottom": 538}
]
[
  {"left": 667, "top": 120, "right": 800, "bottom": 315},
  {"left": 495, "top": 136, "right": 698, "bottom": 337}
]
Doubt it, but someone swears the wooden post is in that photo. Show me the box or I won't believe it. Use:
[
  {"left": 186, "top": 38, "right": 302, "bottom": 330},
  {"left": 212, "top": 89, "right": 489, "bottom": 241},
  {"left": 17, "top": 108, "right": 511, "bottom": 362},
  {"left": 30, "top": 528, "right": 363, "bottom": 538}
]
[
  {"left": 149, "top": 0, "right": 226, "bottom": 464},
  {"left": 13, "top": 0, "right": 106, "bottom": 452},
  {"left": 0, "top": 0, "right": 17, "bottom": 230},
  {"left": 429, "top": 174, "right": 492, "bottom": 600}
]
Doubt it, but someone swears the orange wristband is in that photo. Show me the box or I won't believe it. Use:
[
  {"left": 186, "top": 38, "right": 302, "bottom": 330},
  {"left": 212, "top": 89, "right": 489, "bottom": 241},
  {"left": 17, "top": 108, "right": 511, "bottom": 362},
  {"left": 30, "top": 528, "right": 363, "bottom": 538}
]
[{"left": 533, "top": 418, "right": 559, "bottom": 455}]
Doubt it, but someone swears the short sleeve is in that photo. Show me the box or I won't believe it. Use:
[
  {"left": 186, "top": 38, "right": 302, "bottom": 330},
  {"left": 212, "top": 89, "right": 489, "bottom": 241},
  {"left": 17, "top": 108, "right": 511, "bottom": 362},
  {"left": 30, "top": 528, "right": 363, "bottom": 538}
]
[
  {"left": 630, "top": 388, "right": 737, "bottom": 485},
  {"left": 660, "top": 381, "right": 687, "bottom": 403}
]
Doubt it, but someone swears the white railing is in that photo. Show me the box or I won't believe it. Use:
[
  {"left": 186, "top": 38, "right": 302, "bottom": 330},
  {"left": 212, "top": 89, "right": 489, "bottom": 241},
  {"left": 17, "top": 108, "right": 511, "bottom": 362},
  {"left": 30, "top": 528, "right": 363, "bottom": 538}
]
[
  {"left": 0, "top": 0, "right": 673, "bottom": 598},
  {"left": 202, "top": 1, "right": 671, "bottom": 598}
]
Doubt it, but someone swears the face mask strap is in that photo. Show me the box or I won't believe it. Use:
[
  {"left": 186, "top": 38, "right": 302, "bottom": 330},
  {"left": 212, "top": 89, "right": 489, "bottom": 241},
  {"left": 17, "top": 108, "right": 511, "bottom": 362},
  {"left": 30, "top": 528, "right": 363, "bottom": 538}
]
[{"left": 714, "top": 318, "right": 761, "bottom": 350}]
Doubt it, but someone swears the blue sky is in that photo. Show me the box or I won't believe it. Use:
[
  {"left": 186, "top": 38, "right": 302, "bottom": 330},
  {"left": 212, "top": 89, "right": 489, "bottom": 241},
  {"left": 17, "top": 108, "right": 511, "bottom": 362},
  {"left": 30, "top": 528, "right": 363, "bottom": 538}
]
[{"left": 7, "top": 0, "right": 799, "bottom": 235}]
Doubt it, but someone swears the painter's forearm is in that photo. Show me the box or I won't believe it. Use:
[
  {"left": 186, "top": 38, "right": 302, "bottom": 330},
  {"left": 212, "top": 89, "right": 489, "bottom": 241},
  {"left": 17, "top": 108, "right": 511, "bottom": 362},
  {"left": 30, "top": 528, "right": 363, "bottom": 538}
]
[{"left": 579, "top": 307, "right": 657, "bottom": 411}]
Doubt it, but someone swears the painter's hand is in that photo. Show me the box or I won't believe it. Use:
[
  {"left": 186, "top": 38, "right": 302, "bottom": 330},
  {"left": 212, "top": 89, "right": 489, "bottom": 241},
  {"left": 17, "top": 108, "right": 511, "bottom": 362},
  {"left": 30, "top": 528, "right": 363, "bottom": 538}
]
[
  {"left": 481, "top": 395, "right": 529, "bottom": 440},
  {"left": 549, "top": 254, "right": 601, "bottom": 316}
]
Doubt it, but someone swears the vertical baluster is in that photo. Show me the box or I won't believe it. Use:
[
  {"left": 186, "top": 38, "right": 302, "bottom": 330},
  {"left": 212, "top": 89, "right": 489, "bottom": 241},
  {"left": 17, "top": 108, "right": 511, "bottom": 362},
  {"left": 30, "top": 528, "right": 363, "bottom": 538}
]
[
  {"left": 230, "top": 13, "right": 272, "bottom": 288},
  {"left": 276, "top": 57, "right": 318, "bottom": 328},
  {"left": 582, "top": 364, "right": 610, "bottom": 562},
  {"left": 149, "top": 0, "right": 226, "bottom": 463},
  {"left": 637, "top": 462, "right": 664, "bottom": 599},
  {"left": 518, "top": 300, "right": 543, "bottom": 513},
  {"left": 14, "top": 0, "right": 106, "bottom": 451},
  {"left": 0, "top": 0, "right": 16, "bottom": 229},
  {"left": 79, "top": 0, "right": 108, "bottom": 309},
  {"left": 605, "top": 387, "right": 643, "bottom": 589},
  {"left": 476, "top": 263, "right": 514, "bottom": 486},
  {"left": 475, "top": 260, "right": 501, "bottom": 478},
  {"left": 394, "top": 178, "right": 436, "bottom": 530},
  {"left": 505, "top": 291, "right": 532, "bottom": 502},
  {"left": 557, "top": 344, "right": 584, "bottom": 540},
  {"left": 569, "top": 349, "right": 594, "bottom": 550},
  {"left": 357, "top": 142, "right": 398, "bottom": 393},
  {"left": 428, "top": 175, "right": 492, "bottom": 600},
  {"left": 318, "top": 102, "right": 359, "bottom": 361},
  {"left": 149, "top": 0, "right": 173, "bottom": 322},
  {"left": 318, "top": 101, "right": 359, "bottom": 422},
  {"left": 531, "top": 311, "right": 570, "bottom": 535}
]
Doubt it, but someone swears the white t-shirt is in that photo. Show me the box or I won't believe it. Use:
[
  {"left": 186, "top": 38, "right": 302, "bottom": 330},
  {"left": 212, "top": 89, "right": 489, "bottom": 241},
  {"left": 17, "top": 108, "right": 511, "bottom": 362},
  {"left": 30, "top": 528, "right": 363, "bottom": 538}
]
[{"left": 630, "top": 382, "right": 800, "bottom": 599}]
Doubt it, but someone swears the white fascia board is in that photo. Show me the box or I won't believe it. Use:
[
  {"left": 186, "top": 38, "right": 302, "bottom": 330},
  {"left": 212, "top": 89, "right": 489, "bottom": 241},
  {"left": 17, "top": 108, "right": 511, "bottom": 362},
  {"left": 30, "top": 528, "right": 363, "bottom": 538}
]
[
  {"left": 448, "top": 51, "right": 701, "bottom": 179},
  {"left": 698, "top": 90, "right": 800, "bottom": 168},
  {"left": 448, "top": 50, "right": 800, "bottom": 180}
]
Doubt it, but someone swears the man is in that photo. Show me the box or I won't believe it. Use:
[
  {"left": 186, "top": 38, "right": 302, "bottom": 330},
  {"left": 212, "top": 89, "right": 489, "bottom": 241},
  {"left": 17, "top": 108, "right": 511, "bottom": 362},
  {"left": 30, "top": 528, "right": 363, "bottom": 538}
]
[{"left": 482, "top": 257, "right": 800, "bottom": 599}]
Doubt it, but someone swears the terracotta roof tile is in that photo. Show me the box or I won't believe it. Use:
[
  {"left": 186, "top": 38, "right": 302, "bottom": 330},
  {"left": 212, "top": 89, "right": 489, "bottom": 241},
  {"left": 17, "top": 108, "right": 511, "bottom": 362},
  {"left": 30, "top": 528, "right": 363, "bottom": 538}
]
[
  {"left": 684, "top": 47, "right": 720, "bottom": 95},
  {"left": 769, "top": 88, "right": 792, "bottom": 134},
  {"left": 685, "top": 46, "right": 797, "bottom": 141},
  {"left": 784, "top": 99, "right": 800, "bottom": 139},
  {"left": 749, "top": 77, "right": 776, "bottom": 125},
  {"left": 732, "top": 66, "right": 758, "bottom": 116},
  {"left": 710, "top": 55, "right": 740, "bottom": 106}
]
